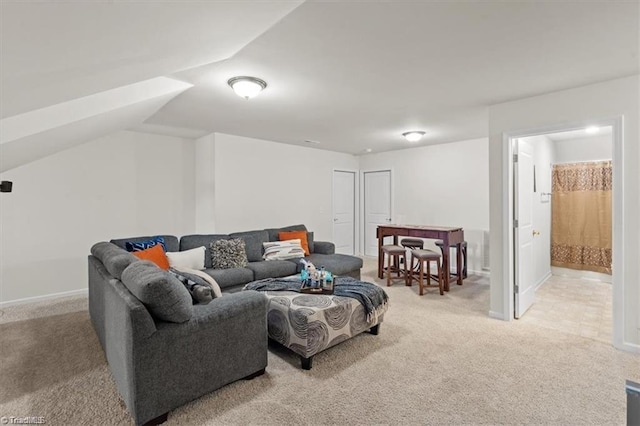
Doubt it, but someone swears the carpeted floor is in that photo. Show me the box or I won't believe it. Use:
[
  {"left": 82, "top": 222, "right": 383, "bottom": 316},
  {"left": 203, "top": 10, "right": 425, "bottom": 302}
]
[{"left": 0, "top": 258, "right": 637, "bottom": 425}]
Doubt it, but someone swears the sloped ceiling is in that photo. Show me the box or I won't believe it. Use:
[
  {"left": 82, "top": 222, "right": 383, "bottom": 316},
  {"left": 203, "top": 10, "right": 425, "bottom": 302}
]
[
  {"left": 0, "top": 0, "right": 303, "bottom": 170},
  {"left": 1, "top": 0, "right": 638, "bottom": 161},
  {"left": 0, "top": 77, "right": 192, "bottom": 172}
]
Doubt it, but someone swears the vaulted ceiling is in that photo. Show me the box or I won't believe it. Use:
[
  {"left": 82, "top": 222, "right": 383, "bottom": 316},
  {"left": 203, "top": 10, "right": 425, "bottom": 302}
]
[{"left": 1, "top": 0, "right": 638, "bottom": 170}]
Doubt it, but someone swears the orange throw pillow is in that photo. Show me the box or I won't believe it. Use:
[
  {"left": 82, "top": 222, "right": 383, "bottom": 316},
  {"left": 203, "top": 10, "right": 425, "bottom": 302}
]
[
  {"left": 278, "top": 231, "right": 309, "bottom": 256},
  {"left": 133, "top": 244, "right": 170, "bottom": 270}
]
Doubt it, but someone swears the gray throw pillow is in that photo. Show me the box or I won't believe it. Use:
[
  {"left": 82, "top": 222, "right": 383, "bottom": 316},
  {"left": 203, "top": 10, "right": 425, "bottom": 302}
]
[
  {"left": 211, "top": 238, "right": 248, "bottom": 269},
  {"left": 121, "top": 260, "right": 193, "bottom": 323},
  {"left": 168, "top": 268, "right": 214, "bottom": 304}
]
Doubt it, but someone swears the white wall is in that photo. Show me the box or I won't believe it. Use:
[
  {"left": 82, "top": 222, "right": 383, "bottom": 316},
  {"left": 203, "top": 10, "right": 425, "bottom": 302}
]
[
  {"left": 554, "top": 134, "right": 612, "bottom": 164},
  {"left": 212, "top": 133, "right": 359, "bottom": 241},
  {"left": 488, "top": 75, "right": 639, "bottom": 350},
  {"left": 522, "top": 135, "right": 555, "bottom": 287},
  {"left": 0, "top": 130, "right": 195, "bottom": 303},
  {"left": 194, "top": 133, "right": 216, "bottom": 232},
  {"left": 358, "top": 138, "right": 490, "bottom": 273}
]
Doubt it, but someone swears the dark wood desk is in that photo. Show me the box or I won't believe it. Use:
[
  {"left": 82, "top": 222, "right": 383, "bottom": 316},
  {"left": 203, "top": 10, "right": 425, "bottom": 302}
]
[{"left": 376, "top": 224, "right": 465, "bottom": 291}]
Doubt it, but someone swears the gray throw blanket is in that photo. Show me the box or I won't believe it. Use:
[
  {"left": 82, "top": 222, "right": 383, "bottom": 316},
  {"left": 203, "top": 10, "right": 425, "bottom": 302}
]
[{"left": 244, "top": 277, "right": 389, "bottom": 323}]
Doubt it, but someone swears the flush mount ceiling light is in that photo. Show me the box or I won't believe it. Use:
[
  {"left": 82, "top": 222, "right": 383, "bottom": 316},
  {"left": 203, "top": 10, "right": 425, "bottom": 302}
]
[
  {"left": 585, "top": 126, "right": 600, "bottom": 134},
  {"left": 402, "top": 131, "right": 426, "bottom": 142},
  {"left": 227, "top": 76, "right": 267, "bottom": 100}
]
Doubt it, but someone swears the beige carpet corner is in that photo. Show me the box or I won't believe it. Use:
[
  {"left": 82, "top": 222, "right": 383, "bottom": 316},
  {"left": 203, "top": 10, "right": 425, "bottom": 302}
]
[{"left": 1, "top": 259, "right": 637, "bottom": 425}]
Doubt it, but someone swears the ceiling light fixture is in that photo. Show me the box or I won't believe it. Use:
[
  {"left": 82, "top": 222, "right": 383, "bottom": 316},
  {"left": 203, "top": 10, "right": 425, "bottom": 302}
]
[
  {"left": 227, "top": 76, "right": 267, "bottom": 100},
  {"left": 402, "top": 131, "right": 425, "bottom": 142},
  {"left": 585, "top": 126, "right": 600, "bottom": 134}
]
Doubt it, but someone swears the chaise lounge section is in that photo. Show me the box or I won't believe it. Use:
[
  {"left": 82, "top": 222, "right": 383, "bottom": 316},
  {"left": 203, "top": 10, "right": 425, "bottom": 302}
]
[{"left": 88, "top": 244, "right": 268, "bottom": 425}]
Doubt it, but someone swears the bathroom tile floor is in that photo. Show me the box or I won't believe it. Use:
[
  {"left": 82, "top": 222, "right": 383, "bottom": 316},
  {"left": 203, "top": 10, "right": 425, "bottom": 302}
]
[{"left": 519, "top": 274, "right": 612, "bottom": 344}]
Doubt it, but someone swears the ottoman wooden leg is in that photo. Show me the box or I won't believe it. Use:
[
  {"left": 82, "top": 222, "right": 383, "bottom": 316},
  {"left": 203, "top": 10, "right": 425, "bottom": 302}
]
[
  {"left": 369, "top": 324, "right": 380, "bottom": 335},
  {"left": 301, "top": 356, "right": 313, "bottom": 370}
]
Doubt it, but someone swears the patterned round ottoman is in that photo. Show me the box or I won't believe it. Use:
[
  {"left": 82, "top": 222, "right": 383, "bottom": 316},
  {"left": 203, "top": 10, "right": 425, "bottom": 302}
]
[{"left": 260, "top": 286, "right": 387, "bottom": 370}]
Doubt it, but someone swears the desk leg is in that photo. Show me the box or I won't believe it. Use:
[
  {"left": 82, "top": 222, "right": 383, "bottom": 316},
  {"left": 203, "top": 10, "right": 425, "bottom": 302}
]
[
  {"left": 378, "top": 235, "right": 383, "bottom": 279},
  {"left": 456, "top": 242, "right": 463, "bottom": 286},
  {"left": 442, "top": 240, "right": 450, "bottom": 292}
]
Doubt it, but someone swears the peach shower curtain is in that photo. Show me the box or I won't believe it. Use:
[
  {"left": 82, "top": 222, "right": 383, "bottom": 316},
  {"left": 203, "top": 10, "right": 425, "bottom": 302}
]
[{"left": 551, "top": 161, "right": 612, "bottom": 274}]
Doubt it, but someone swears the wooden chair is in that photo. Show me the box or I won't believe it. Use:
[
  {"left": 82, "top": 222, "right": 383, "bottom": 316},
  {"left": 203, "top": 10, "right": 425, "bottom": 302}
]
[
  {"left": 401, "top": 238, "right": 424, "bottom": 273},
  {"left": 381, "top": 245, "right": 408, "bottom": 287},
  {"left": 409, "top": 249, "right": 444, "bottom": 296},
  {"left": 435, "top": 240, "right": 468, "bottom": 280}
]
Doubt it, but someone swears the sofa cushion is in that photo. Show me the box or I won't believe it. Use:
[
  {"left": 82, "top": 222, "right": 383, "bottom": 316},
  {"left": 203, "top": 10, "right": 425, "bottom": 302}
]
[
  {"left": 246, "top": 260, "right": 298, "bottom": 280},
  {"left": 90, "top": 241, "right": 139, "bottom": 279},
  {"left": 211, "top": 239, "right": 248, "bottom": 269},
  {"left": 265, "top": 224, "right": 307, "bottom": 242},
  {"left": 180, "top": 234, "right": 229, "bottom": 268},
  {"left": 290, "top": 253, "right": 363, "bottom": 276},
  {"left": 111, "top": 235, "right": 179, "bottom": 253},
  {"left": 121, "top": 260, "right": 193, "bottom": 323},
  {"left": 166, "top": 246, "right": 206, "bottom": 270},
  {"left": 203, "top": 267, "right": 254, "bottom": 290},
  {"left": 133, "top": 244, "right": 170, "bottom": 270},
  {"left": 278, "top": 230, "right": 310, "bottom": 255},
  {"left": 229, "top": 230, "right": 269, "bottom": 262}
]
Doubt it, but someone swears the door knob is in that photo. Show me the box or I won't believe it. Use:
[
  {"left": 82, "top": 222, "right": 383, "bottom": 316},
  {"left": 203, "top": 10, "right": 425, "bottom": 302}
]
[
  {"left": 333, "top": 218, "right": 338, "bottom": 222},
  {"left": 386, "top": 218, "right": 392, "bottom": 222},
  {"left": 533, "top": 230, "right": 540, "bottom": 236}
]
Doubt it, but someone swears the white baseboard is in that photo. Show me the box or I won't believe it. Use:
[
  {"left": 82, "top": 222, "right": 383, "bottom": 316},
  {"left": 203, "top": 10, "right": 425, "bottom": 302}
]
[
  {"left": 489, "top": 310, "right": 510, "bottom": 321},
  {"left": 615, "top": 340, "right": 640, "bottom": 354},
  {"left": 0, "top": 288, "right": 87, "bottom": 308},
  {"left": 468, "top": 269, "right": 490, "bottom": 277},
  {"left": 534, "top": 271, "right": 552, "bottom": 290}
]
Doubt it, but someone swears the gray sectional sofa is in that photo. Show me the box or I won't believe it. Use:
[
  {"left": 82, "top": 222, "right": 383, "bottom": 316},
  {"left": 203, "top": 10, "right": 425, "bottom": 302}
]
[
  {"left": 110, "top": 224, "right": 363, "bottom": 293},
  {"left": 88, "top": 224, "right": 362, "bottom": 425}
]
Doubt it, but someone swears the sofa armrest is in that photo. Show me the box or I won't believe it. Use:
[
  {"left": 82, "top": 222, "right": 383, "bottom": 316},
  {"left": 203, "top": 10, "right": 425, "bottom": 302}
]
[
  {"left": 155, "top": 290, "right": 267, "bottom": 336},
  {"left": 313, "top": 241, "right": 335, "bottom": 255}
]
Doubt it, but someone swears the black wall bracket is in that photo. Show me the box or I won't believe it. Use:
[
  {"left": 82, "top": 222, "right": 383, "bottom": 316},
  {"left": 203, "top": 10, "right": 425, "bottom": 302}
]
[{"left": 0, "top": 181, "right": 13, "bottom": 193}]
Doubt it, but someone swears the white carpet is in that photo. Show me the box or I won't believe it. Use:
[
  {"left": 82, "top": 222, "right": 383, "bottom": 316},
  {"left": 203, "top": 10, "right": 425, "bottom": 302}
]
[{"left": 0, "top": 258, "right": 637, "bottom": 425}]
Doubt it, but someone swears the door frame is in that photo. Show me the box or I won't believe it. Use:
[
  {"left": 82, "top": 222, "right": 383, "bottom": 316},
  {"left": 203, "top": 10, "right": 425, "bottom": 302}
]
[
  {"left": 332, "top": 169, "right": 358, "bottom": 256},
  {"left": 503, "top": 116, "right": 623, "bottom": 347},
  {"left": 360, "top": 168, "right": 393, "bottom": 257}
]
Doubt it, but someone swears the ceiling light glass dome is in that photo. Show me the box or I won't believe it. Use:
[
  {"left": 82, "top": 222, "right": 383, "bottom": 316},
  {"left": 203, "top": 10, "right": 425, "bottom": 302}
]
[{"left": 227, "top": 76, "right": 267, "bottom": 100}]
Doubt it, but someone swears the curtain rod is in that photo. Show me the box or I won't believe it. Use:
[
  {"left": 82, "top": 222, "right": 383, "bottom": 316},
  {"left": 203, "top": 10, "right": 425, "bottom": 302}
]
[{"left": 552, "top": 159, "right": 612, "bottom": 165}]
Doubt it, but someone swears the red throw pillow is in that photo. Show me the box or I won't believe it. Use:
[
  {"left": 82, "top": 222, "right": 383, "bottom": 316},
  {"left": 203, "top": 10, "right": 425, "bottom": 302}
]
[
  {"left": 278, "top": 230, "right": 309, "bottom": 256},
  {"left": 133, "top": 244, "right": 170, "bottom": 270}
]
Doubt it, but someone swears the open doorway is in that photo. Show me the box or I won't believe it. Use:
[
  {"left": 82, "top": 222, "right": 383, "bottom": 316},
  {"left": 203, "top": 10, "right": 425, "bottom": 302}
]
[
  {"left": 512, "top": 125, "right": 615, "bottom": 343},
  {"left": 509, "top": 120, "right": 624, "bottom": 343}
]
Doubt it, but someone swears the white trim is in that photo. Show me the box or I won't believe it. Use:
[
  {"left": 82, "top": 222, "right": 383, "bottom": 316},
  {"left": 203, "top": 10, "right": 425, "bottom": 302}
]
[
  {"left": 468, "top": 269, "right": 490, "bottom": 277},
  {"left": 618, "top": 341, "right": 640, "bottom": 354},
  {"left": 489, "top": 310, "right": 507, "bottom": 320},
  {"left": 534, "top": 271, "right": 552, "bottom": 291},
  {"left": 503, "top": 116, "right": 624, "bottom": 349},
  {"left": 332, "top": 168, "right": 359, "bottom": 256},
  {"left": 0, "top": 288, "right": 87, "bottom": 308}
]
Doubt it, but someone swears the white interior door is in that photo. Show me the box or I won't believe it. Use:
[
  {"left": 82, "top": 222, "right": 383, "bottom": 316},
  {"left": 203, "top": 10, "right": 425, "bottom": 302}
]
[
  {"left": 333, "top": 170, "right": 355, "bottom": 255},
  {"left": 364, "top": 170, "right": 391, "bottom": 257},
  {"left": 514, "top": 138, "right": 536, "bottom": 318}
]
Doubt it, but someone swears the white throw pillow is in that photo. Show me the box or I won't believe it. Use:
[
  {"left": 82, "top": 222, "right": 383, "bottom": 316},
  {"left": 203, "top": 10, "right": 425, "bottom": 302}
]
[
  {"left": 166, "top": 246, "right": 206, "bottom": 270},
  {"left": 263, "top": 239, "right": 305, "bottom": 261}
]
